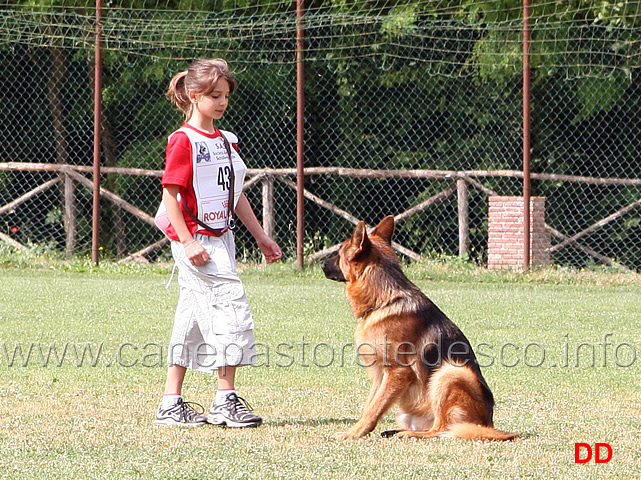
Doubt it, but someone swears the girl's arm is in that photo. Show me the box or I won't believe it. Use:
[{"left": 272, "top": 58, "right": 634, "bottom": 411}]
[
  {"left": 162, "top": 185, "right": 210, "bottom": 266},
  {"left": 235, "top": 192, "right": 282, "bottom": 264}
]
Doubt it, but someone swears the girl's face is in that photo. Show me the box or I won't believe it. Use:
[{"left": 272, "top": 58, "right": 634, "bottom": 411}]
[{"left": 191, "top": 78, "right": 231, "bottom": 122}]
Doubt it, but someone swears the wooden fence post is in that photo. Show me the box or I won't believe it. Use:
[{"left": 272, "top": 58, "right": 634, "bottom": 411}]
[
  {"left": 457, "top": 178, "right": 469, "bottom": 258},
  {"left": 63, "top": 173, "right": 77, "bottom": 258},
  {"left": 262, "top": 174, "right": 275, "bottom": 239}
]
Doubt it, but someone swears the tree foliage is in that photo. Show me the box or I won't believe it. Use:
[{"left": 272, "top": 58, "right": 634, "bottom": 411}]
[{"left": 1, "top": 0, "right": 640, "bottom": 266}]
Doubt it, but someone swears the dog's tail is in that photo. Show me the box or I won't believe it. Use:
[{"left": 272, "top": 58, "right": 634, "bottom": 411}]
[{"left": 441, "top": 423, "right": 518, "bottom": 442}]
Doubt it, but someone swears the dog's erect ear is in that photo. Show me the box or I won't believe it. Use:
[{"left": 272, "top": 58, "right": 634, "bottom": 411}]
[
  {"left": 371, "top": 215, "right": 395, "bottom": 245},
  {"left": 351, "top": 221, "right": 371, "bottom": 255}
]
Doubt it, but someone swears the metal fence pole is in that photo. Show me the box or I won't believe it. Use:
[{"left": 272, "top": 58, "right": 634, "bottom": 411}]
[
  {"left": 296, "top": 0, "right": 305, "bottom": 269},
  {"left": 92, "top": 0, "right": 103, "bottom": 266},
  {"left": 522, "top": 0, "right": 532, "bottom": 271}
]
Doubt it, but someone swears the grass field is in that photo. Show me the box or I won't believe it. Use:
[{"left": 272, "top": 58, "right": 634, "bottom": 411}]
[{"left": 1, "top": 261, "right": 640, "bottom": 479}]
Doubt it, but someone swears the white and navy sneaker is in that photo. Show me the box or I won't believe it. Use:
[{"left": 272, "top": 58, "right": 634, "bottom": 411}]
[
  {"left": 154, "top": 398, "right": 208, "bottom": 427},
  {"left": 207, "top": 393, "right": 263, "bottom": 428}
]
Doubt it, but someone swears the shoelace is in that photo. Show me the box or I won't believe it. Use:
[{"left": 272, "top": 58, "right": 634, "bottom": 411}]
[
  {"left": 175, "top": 400, "right": 206, "bottom": 421},
  {"left": 224, "top": 394, "right": 255, "bottom": 414}
]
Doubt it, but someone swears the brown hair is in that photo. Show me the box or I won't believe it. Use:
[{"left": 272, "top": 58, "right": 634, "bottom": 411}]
[{"left": 166, "top": 58, "right": 237, "bottom": 120}]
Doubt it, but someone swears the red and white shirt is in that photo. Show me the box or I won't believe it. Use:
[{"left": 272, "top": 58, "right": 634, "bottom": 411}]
[{"left": 161, "top": 124, "right": 247, "bottom": 241}]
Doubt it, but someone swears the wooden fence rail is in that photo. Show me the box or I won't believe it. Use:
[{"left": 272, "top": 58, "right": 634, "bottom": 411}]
[{"left": 0, "top": 162, "right": 639, "bottom": 270}]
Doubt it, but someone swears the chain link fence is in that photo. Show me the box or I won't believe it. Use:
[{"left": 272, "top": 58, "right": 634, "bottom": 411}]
[{"left": 1, "top": 2, "right": 641, "bottom": 270}]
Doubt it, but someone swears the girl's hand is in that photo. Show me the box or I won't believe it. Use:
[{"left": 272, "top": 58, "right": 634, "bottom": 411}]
[
  {"left": 184, "top": 239, "right": 210, "bottom": 266},
  {"left": 257, "top": 236, "right": 283, "bottom": 264}
]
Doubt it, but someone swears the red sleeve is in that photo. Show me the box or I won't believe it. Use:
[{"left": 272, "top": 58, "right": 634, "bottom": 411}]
[
  {"left": 161, "top": 131, "right": 192, "bottom": 188},
  {"left": 160, "top": 131, "right": 198, "bottom": 241}
]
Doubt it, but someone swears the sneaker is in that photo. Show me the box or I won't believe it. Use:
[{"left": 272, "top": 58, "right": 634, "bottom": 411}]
[
  {"left": 207, "top": 393, "right": 263, "bottom": 428},
  {"left": 154, "top": 398, "right": 208, "bottom": 427}
]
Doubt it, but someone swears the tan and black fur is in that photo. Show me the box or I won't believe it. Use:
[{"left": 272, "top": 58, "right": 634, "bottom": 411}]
[{"left": 322, "top": 216, "right": 517, "bottom": 441}]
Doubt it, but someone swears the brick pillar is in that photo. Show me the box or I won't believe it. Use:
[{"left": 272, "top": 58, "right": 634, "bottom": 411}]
[{"left": 487, "top": 196, "right": 550, "bottom": 270}]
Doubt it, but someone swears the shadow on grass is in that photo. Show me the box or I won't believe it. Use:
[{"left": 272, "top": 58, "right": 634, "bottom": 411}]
[
  {"left": 265, "top": 417, "right": 356, "bottom": 427},
  {"left": 265, "top": 418, "right": 536, "bottom": 442}
]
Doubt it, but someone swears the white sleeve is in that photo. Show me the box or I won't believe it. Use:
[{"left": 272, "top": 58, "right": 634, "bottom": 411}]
[{"left": 219, "top": 129, "right": 239, "bottom": 144}]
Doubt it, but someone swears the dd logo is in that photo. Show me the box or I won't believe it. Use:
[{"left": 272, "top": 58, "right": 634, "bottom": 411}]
[{"left": 574, "top": 443, "right": 613, "bottom": 464}]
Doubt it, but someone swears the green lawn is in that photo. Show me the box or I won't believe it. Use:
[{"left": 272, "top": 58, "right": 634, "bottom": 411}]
[{"left": 1, "top": 264, "right": 640, "bottom": 479}]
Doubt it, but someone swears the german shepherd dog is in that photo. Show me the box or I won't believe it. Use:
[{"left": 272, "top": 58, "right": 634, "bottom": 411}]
[{"left": 322, "top": 216, "right": 517, "bottom": 441}]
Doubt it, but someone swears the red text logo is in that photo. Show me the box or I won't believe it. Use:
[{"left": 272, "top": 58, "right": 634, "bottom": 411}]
[{"left": 574, "top": 443, "right": 613, "bottom": 464}]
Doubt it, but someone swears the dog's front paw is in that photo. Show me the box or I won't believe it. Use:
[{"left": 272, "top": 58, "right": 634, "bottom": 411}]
[
  {"left": 333, "top": 430, "right": 367, "bottom": 440},
  {"left": 333, "top": 431, "right": 356, "bottom": 440}
]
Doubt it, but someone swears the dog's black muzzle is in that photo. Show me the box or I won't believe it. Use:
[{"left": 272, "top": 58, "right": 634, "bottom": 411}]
[{"left": 322, "top": 255, "right": 346, "bottom": 282}]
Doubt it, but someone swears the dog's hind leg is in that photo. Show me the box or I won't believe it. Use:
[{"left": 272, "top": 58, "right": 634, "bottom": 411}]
[
  {"left": 395, "top": 364, "right": 490, "bottom": 440},
  {"left": 335, "top": 368, "right": 412, "bottom": 440},
  {"left": 394, "top": 405, "right": 456, "bottom": 439},
  {"left": 396, "top": 412, "right": 434, "bottom": 431}
]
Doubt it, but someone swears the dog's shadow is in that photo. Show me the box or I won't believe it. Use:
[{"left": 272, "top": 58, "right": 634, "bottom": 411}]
[{"left": 264, "top": 418, "right": 534, "bottom": 440}]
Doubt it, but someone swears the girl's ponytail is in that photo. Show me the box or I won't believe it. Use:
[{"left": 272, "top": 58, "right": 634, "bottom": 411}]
[{"left": 166, "top": 70, "right": 191, "bottom": 117}]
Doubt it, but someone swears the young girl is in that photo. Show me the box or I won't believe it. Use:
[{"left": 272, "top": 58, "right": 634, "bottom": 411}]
[{"left": 155, "top": 59, "right": 282, "bottom": 427}]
